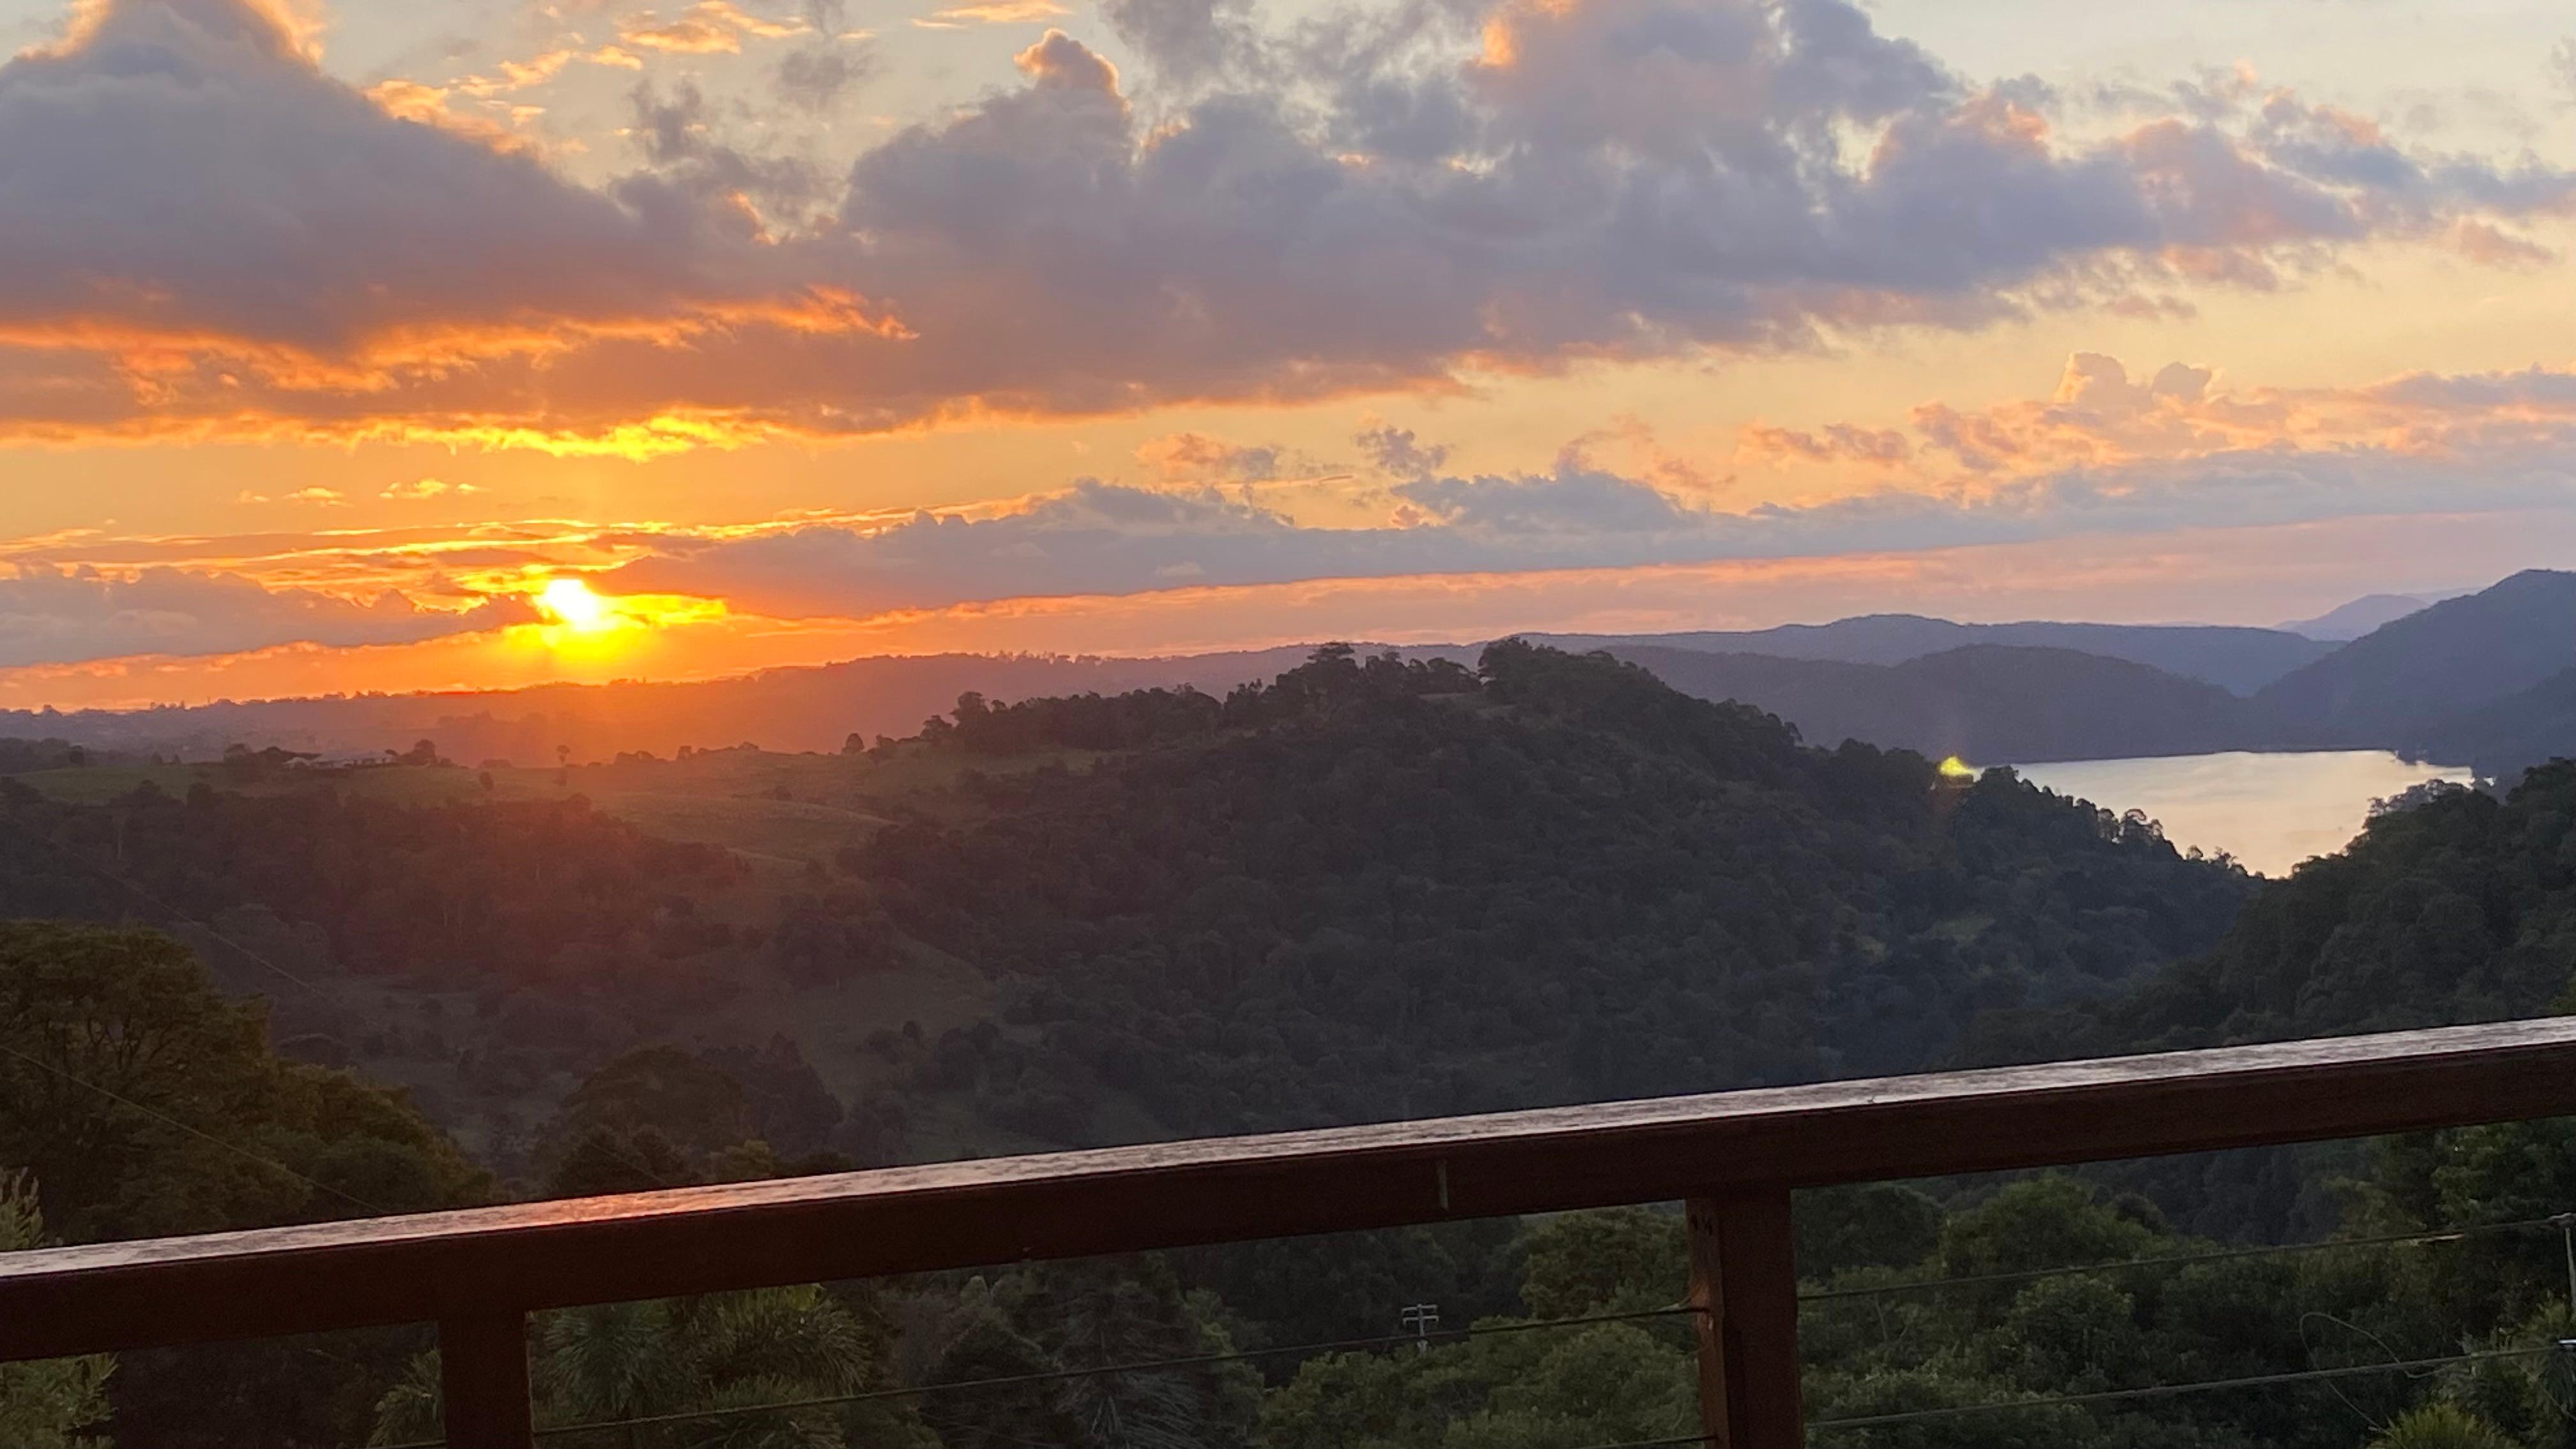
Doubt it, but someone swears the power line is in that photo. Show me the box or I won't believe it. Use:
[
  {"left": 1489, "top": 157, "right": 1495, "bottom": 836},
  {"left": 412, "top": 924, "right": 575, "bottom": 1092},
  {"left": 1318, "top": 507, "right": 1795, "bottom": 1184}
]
[
  {"left": 1801, "top": 1216, "right": 2562, "bottom": 1304},
  {"left": 0, "top": 1041, "right": 385, "bottom": 1218},
  {"left": 366, "top": 1305, "right": 1710, "bottom": 1448},
  {"left": 368, "top": 1341, "right": 2567, "bottom": 1449},
  {"left": 521, "top": 1305, "right": 1705, "bottom": 1438},
  {"left": 360, "top": 1246, "right": 2573, "bottom": 1447},
  {"left": 6, "top": 819, "right": 334, "bottom": 999},
  {"left": 1807, "top": 1346, "right": 2559, "bottom": 1431},
  {"left": 8, "top": 813, "right": 699, "bottom": 1195}
]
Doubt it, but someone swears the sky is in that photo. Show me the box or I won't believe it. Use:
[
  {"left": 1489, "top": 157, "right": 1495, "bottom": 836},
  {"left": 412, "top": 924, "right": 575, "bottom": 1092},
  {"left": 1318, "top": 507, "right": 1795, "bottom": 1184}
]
[{"left": 4, "top": 0, "right": 2576, "bottom": 707}]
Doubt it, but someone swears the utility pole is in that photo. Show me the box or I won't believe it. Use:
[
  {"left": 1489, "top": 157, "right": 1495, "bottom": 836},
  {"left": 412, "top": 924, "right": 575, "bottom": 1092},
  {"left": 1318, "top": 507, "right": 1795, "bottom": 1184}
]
[{"left": 1400, "top": 1302, "right": 1439, "bottom": 1354}]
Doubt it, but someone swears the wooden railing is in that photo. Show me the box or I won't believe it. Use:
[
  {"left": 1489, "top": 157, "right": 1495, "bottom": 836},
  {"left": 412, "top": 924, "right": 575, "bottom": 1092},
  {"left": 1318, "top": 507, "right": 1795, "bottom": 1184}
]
[{"left": 10, "top": 1018, "right": 2576, "bottom": 1447}]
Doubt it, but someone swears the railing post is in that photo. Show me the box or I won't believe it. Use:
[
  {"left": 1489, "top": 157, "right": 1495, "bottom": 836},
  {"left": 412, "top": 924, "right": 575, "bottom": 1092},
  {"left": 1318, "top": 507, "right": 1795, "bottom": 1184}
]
[
  {"left": 440, "top": 1312, "right": 535, "bottom": 1449},
  {"left": 1687, "top": 1187, "right": 1802, "bottom": 1449}
]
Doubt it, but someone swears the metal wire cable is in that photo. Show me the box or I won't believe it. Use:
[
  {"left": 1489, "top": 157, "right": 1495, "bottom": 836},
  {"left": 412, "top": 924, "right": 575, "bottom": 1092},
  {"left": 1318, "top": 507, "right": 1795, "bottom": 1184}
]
[
  {"left": 6, "top": 814, "right": 700, "bottom": 1195},
  {"left": 0, "top": 1041, "right": 387, "bottom": 1217},
  {"left": 362, "top": 1305, "right": 1710, "bottom": 1447},
  {"left": 357, "top": 1215, "right": 2573, "bottom": 1449},
  {"left": 8, "top": 820, "right": 335, "bottom": 999},
  {"left": 370, "top": 1342, "right": 2567, "bottom": 1449},
  {"left": 1807, "top": 1346, "right": 2559, "bottom": 1430},
  {"left": 516, "top": 1305, "right": 1707, "bottom": 1438},
  {"left": 0, "top": 819, "right": 694, "bottom": 1218},
  {"left": 1800, "top": 1215, "right": 2563, "bottom": 1304}
]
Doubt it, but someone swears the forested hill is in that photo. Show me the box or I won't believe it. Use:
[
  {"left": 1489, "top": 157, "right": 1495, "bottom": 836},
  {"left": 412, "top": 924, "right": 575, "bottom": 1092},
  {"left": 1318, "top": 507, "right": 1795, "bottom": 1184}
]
[
  {"left": 2414, "top": 665, "right": 2576, "bottom": 779},
  {"left": 2255, "top": 567, "right": 2576, "bottom": 739},
  {"left": 1605, "top": 643, "right": 2310, "bottom": 763},
  {"left": 1539, "top": 614, "right": 2335, "bottom": 693},
  {"left": 851, "top": 642, "right": 2251, "bottom": 1138},
  {"left": 2089, "top": 762, "right": 2576, "bottom": 1054}
]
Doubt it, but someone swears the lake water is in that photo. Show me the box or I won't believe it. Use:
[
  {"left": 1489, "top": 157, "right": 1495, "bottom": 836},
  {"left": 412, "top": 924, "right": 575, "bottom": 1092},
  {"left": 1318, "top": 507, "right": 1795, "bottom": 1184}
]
[{"left": 2014, "top": 750, "right": 2477, "bottom": 878}]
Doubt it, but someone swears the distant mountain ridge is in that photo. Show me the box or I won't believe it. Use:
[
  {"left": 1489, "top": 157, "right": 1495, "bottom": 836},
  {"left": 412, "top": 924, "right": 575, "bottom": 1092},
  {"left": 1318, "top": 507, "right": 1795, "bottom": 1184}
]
[
  {"left": 2255, "top": 570, "right": 2576, "bottom": 744},
  {"left": 2275, "top": 592, "right": 2451, "bottom": 641},
  {"left": 1537, "top": 615, "right": 2334, "bottom": 694},
  {"left": 0, "top": 648, "right": 1356, "bottom": 762},
  {"left": 1612, "top": 644, "right": 2318, "bottom": 763},
  {"left": 0, "top": 631, "right": 2296, "bottom": 767}
]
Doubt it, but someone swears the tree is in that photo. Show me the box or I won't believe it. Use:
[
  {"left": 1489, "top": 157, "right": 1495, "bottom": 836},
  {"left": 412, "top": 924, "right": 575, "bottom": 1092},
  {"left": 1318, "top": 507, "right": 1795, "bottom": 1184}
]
[
  {"left": 0, "top": 921, "right": 487, "bottom": 1241},
  {"left": 0, "top": 921, "right": 488, "bottom": 1448},
  {"left": 2368, "top": 1403, "right": 2522, "bottom": 1449},
  {"left": 374, "top": 1287, "right": 932, "bottom": 1449},
  {"left": 1516, "top": 1206, "right": 1684, "bottom": 1319},
  {"left": 0, "top": 1174, "right": 112, "bottom": 1449},
  {"left": 548, "top": 1046, "right": 755, "bottom": 1165}
]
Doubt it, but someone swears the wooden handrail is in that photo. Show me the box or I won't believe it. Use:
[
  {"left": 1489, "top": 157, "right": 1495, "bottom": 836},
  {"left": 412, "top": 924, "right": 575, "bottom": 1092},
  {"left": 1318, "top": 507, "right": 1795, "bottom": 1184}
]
[
  {"left": 9, "top": 1018, "right": 2576, "bottom": 1362},
  {"left": 10, "top": 1019, "right": 2576, "bottom": 1446}
]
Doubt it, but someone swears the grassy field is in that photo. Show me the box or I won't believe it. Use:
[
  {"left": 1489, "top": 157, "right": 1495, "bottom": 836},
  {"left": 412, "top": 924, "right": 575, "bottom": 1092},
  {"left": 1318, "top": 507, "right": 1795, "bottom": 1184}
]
[{"left": 16, "top": 740, "right": 1098, "bottom": 865}]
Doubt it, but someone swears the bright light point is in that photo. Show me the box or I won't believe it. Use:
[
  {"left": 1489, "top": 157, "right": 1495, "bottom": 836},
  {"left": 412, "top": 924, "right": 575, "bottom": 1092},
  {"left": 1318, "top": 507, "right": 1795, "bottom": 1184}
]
[
  {"left": 537, "top": 577, "right": 617, "bottom": 632},
  {"left": 1937, "top": 755, "right": 1978, "bottom": 780}
]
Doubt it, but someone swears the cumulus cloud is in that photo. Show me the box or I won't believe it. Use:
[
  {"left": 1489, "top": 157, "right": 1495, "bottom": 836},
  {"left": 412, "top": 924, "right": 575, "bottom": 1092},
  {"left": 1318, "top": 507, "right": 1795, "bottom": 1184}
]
[
  {"left": 1355, "top": 424, "right": 1450, "bottom": 479},
  {"left": 0, "top": 0, "right": 893, "bottom": 440},
  {"left": 3, "top": 0, "right": 2573, "bottom": 448},
  {"left": 1, "top": 0, "right": 709, "bottom": 351},
  {"left": 1097, "top": 0, "right": 1255, "bottom": 82},
  {"left": 1134, "top": 431, "right": 1286, "bottom": 481},
  {"left": 777, "top": 40, "right": 871, "bottom": 109},
  {"left": 630, "top": 79, "right": 828, "bottom": 217},
  {"left": 0, "top": 567, "right": 536, "bottom": 667}
]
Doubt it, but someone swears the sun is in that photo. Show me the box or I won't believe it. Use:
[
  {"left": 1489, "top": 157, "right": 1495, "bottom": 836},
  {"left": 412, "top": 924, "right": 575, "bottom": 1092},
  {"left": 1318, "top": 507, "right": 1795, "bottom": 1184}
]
[{"left": 536, "top": 577, "right": 617, "bottom": 633}]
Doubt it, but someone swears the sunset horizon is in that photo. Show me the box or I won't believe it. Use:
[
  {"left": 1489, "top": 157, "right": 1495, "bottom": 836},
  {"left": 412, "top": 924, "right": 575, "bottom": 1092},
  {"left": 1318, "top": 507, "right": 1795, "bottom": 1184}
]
[{"left": 19, "top": 5, "right": 2576, "bottom": 1443}]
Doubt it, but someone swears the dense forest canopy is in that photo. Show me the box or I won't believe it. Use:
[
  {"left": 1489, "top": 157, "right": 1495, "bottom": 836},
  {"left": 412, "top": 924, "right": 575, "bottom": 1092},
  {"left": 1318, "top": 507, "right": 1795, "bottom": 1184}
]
[{"left": 855, "top": 641, "right": 2249, "bottom": 1137}]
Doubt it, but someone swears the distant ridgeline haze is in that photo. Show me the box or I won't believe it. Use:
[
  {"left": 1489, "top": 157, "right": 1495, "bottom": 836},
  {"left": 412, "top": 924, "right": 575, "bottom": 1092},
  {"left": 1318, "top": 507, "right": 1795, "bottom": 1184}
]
[
  {"left": 1535, "top": 613, "right": 2340, "bottom": 694},
  {"left": 11, "top": 572, "right": 2574, "bottom": 773}
]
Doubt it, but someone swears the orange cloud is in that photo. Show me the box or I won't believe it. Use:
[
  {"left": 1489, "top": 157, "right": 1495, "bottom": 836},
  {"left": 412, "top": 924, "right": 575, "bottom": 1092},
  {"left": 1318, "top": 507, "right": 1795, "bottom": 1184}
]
[
  {"left": 1736, "top": 424, "right": 1913, "bottom": 468},
  {"left": 623, "top": 1, "right": 806, "bottom": 52},
  {"left": 2450, "top": 218, "right": 2558, "bottom": 268},
  {"left": 1735, "top": 349, "right": 2576, "bottom": 487},
  {"left": 914, "top": 0, "right": 1068, "bottom": 28}
]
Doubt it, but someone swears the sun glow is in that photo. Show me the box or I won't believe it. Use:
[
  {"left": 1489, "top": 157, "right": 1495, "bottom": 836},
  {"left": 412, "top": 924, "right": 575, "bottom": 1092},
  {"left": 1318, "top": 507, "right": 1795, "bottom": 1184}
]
[{"left": 536, "top": 576, "right": 617, "bottom": 632}]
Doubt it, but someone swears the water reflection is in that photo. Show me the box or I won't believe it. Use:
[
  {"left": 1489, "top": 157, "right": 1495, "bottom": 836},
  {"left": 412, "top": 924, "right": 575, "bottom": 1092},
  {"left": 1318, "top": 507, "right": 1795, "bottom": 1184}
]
[{"left": 2014, "top": 750, "right": 2476, "bottom": 878}]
